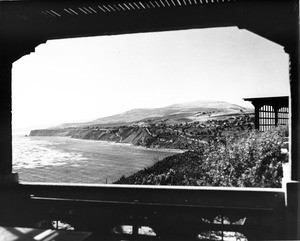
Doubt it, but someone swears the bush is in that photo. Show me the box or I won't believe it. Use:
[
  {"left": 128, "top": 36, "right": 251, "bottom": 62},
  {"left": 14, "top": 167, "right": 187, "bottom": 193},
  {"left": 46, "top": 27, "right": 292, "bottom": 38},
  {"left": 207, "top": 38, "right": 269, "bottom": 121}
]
[
  {"left": 201, "top": 126, "right": 288, "bottom": 187},
  {"left": 115, "top": 126, "right": 288, "bottom": 188}
]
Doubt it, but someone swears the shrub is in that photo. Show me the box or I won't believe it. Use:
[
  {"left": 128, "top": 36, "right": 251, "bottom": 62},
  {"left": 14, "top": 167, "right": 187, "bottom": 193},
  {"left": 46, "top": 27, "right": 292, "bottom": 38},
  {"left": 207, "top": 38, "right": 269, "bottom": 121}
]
[
  {"left": 202, "top": 126, "right": 288, "bottom": 187},
  {"left": 115, "top": 126, "right": 288, "bottom": 188}
]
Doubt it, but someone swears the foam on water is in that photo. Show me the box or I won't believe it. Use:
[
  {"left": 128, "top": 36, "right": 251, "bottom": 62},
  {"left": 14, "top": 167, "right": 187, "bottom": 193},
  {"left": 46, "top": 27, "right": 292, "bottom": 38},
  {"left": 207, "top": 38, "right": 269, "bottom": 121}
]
[
  {"left": 13, "top": 136, "right": 87, "bottom": 169},
  {"left": 12, "top": 135, "right": 180, "bottom": 183}
]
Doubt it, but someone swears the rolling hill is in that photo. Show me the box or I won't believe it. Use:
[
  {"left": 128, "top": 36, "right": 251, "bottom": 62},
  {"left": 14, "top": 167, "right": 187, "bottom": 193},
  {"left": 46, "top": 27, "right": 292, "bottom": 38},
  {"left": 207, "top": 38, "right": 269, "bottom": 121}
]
[{"left": 56, "top": 100, "right": 252, "bottom": 128}]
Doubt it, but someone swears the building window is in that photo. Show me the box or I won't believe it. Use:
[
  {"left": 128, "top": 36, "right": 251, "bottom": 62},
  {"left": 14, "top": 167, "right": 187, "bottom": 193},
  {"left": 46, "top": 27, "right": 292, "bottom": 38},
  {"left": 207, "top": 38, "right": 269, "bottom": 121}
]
[
  {"left": 259, "top": 105, "right": 275, "bottom": 131},
  {"left": 278, "top": 107, "right": 289, "bottom": 126}
]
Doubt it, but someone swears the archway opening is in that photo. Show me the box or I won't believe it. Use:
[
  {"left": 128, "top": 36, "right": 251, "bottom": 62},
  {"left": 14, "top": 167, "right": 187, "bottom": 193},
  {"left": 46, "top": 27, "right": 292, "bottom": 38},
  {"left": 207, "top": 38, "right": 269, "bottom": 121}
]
[{"left": 12, "top": 27, "right": 290, "bottom": 187}]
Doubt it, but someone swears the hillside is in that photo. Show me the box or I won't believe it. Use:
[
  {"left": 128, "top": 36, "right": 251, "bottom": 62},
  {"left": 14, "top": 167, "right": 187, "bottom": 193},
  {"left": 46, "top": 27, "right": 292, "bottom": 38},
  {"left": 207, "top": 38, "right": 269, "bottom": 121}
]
[
  {"left": 114, "top": 126, "right": 289, "bottom": 188},
  {"left": 30, "top": 113, "right": 255, "bottom": 150},
  {"left": 30, "top": 99, "right": 254, "bottom": 151},
  {"left": 55, "top": 100, "right": 252, "bottom": 128}
]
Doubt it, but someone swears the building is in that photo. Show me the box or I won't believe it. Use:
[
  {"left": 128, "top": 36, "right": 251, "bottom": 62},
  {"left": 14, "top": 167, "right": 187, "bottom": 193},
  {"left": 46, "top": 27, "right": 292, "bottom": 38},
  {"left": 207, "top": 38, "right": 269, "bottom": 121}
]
[{"left": 244, "top": 96, "right": 289, "bottom": 131}]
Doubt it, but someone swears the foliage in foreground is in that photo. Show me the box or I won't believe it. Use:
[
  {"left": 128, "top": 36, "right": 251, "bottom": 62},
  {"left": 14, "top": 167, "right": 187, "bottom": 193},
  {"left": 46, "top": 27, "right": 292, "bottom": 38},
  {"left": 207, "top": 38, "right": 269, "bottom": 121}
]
[{"left": 115, "top": 126, "right": 288, "bottom": 187}]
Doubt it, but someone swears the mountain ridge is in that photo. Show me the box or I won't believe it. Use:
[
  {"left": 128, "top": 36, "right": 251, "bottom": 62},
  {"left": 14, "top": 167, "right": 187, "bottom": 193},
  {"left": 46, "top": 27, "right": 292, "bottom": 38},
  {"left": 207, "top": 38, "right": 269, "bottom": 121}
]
[{"left": 55, "top": 100, "right": 252, "bottom": 129}]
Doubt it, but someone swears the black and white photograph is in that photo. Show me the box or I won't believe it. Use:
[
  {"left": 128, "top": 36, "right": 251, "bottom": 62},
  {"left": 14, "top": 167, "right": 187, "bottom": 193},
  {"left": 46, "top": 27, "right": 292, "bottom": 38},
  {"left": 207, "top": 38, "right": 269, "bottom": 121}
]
[{"left": 0, "top": 0, "right": 299, "bottom": 240}]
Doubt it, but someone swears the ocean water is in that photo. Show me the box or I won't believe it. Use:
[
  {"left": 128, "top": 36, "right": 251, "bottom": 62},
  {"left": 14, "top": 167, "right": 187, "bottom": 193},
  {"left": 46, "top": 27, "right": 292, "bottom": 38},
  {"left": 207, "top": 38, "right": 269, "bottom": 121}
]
[{"left": 12, "top": 136, "right": 181, "bottom": 184}]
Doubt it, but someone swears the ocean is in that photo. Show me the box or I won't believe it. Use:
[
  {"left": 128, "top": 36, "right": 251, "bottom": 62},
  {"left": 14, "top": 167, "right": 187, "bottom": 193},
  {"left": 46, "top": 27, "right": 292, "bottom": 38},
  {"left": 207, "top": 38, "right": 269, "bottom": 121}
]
[{"left": 12, "top": 135, "right": 181, "bottom": 184}]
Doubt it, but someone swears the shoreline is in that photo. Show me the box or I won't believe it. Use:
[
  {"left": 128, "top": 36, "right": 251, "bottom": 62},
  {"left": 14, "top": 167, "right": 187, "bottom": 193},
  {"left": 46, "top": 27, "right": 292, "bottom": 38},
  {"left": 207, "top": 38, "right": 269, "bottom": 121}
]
[
  {"left": 27, "top": 135, "right": 185, "bottom": 154},
  {"left": 133, "top": 145, "right": 185, "bottom": 153}
]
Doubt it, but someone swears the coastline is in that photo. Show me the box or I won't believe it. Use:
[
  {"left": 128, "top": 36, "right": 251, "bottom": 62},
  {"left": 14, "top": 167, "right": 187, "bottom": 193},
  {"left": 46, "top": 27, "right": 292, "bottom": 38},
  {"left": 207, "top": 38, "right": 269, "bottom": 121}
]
[
  {"left": 71, "top": 137, "right": 186, "bottom": 153},
  {"left": 28, "top": 135, "right": 185, "bottom": 154},
  {"left": 133, "top": 145, "right": 185, "bottom": 154}
]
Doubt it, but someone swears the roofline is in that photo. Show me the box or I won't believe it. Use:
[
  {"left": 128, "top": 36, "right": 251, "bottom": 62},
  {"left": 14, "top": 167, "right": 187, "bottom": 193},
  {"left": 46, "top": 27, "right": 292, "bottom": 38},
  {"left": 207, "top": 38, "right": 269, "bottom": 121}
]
[{"left": 243, "top": 96, "right": 289, "bottom": 101}]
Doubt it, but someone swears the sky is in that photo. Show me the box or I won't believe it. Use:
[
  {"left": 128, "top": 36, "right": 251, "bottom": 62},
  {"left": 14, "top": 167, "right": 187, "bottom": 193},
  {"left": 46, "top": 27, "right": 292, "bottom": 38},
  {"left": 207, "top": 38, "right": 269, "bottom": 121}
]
[{"left": 12, "top": 27, "right": 290, "bottom": 131}]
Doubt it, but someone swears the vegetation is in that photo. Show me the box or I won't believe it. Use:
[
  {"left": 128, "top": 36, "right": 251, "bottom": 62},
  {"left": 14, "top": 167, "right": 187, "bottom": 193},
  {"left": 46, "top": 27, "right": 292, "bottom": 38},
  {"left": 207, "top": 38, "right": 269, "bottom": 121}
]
[{"left": 115, "top": 126, "right": 288, "bottom": 188}]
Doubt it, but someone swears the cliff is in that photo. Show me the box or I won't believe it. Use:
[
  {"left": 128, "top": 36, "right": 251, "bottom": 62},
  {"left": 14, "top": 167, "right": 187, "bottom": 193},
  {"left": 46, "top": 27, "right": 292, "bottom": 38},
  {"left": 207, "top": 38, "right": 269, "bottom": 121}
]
[
  {"left": 30, "top": 114, "right": 254, "bottom": 150},
  {"left": 30, "top": 126, "right": 154, "bottom": 146}
]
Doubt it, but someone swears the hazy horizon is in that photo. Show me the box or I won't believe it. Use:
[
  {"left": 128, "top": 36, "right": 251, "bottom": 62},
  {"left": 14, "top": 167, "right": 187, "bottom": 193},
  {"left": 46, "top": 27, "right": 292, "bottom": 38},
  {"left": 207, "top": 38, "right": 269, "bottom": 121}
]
[{"left": 12, "top": 27, "right": 289, "bottom": 131}]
